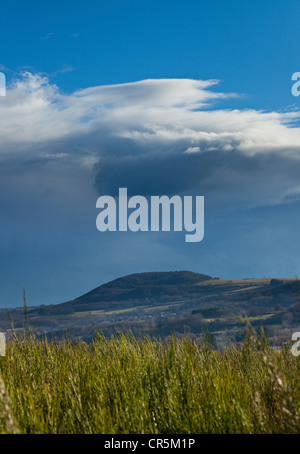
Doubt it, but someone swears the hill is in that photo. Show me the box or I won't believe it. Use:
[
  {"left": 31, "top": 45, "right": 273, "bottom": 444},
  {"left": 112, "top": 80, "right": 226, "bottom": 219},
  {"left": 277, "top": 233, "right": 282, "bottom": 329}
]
[{"left": 1, "top": 271, "right": 300, "bottom": 346}]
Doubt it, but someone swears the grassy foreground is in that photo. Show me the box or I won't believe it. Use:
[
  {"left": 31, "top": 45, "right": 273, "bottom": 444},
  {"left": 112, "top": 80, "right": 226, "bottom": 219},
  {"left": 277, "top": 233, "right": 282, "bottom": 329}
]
[{"left": 0, "top": 333, "right": 299, "bottom": 434}]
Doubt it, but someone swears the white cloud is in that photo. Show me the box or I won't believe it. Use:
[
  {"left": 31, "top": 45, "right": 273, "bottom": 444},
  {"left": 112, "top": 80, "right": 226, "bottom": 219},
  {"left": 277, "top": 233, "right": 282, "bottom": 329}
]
[
  {"left": 0, "top": 73, "right": 300, "bottom": 160},
  {"left": 1, "top": 73, "right": 300, "bottom": 211},
  {"left": 184, "top": 146, "right": 201, "bottom": 153},
  {"left": 41, "top": 32, "right": 55, "bottom": 40}
]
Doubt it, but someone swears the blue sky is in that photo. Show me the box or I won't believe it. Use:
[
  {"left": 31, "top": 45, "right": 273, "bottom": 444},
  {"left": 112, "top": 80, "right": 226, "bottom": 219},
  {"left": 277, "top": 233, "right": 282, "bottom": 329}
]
[
  {"left": 1, "top": 0, "right": 300, "bottom": 307},
  {"left": 2, "top": 0, "right": 299, "bottom": 108}
]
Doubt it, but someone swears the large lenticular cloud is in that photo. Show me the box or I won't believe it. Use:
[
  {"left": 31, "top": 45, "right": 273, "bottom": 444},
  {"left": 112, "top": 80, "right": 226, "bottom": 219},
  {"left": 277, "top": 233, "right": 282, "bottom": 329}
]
[{"left": 1, "top": 73, "right": 300, "bottom": 213}]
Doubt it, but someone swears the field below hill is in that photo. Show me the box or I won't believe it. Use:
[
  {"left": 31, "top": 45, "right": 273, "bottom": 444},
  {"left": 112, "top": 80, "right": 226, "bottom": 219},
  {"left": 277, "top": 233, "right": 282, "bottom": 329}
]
[{"left": 0, "top": 333, "right": 299, "bottom": 434}]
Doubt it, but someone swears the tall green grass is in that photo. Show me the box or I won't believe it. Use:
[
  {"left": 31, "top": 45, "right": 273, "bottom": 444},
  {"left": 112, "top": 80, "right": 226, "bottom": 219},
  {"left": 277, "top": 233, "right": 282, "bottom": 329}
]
[{"left": 0, "top": 332, "right": 299, "bottom": 434}]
